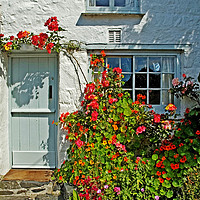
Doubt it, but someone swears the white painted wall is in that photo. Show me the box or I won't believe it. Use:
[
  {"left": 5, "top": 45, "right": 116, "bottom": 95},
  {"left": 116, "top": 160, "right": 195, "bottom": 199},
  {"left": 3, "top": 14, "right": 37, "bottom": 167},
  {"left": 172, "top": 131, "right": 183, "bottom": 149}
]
[{"left": 0, "top": 0, "right": 200, "bottom": 174}]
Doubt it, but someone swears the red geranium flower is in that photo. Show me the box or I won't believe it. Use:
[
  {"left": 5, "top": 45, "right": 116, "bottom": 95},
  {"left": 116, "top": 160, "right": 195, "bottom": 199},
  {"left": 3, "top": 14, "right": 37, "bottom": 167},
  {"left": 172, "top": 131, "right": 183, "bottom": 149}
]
[
  {"left": 185, "top": 108, "right": 190, "bottom": 113},
  {"left": 156, "top": 171, "right": 161, "bottom": 176},
  {"left": 46, "top": 42, "right": 54, "bottom": 54},
  {"left": 180, "top": 155, "right": 187, "bottom": 163},
  {"left": 154, "top": 114, "right": 161, "bottom": 123},
  {"left": 196, "top": 130, "right": 200, "bottom": 135},
  {"left": 10, "top": 36, "right": 14, "bottom": 40},
  {"left": 91, "top": 111, "right": 98, "bottom": 121},
  {"left": 113, "top": 67, "right": 122, "bottom": 74}
]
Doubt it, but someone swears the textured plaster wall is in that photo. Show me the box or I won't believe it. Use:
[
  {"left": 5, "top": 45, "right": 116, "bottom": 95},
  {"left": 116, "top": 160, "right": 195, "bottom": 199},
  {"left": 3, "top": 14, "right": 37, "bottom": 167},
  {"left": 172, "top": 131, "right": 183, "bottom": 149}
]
[
  {"left": 0, "top": 0, "right": 200, "bottom": 174},
  {"left": 0, "top": 53, "right": 9, "bottom": 175}
]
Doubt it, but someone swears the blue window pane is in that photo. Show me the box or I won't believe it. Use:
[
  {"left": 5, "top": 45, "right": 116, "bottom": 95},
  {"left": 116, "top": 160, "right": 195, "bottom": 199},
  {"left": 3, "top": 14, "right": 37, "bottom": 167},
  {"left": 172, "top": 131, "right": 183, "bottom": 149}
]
[
  {"left": 121, "top": 58, "right": 132, "bottom": 72},
  {"left": 114, "top": 0, "right": 125, "bottom": 7},
  {"left": 96, "top": 0, "right": 109, "bottom": 6},
  {"left": 135, "top": 57, "right": 147, "bottom": 72},
  {"left": 107, "top": 58, "right": 119, "bottom": 69}
]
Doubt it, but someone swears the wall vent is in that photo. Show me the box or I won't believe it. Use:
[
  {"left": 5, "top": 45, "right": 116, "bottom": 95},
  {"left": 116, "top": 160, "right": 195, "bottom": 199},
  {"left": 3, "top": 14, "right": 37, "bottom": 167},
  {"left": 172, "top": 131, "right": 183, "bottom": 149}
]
[{"left": 109, "top": 30, "right": 121, "bottom": 43}]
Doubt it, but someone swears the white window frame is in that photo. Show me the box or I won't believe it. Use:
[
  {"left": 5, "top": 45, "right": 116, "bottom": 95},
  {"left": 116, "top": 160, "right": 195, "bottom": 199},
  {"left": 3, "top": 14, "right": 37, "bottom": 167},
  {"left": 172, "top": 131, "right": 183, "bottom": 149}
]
[
  {"left": 86, "top": 0, "right": 140, "bottom": 14},
  {"left": 89, "top": 51, "right": 181, "bottom": 113}
]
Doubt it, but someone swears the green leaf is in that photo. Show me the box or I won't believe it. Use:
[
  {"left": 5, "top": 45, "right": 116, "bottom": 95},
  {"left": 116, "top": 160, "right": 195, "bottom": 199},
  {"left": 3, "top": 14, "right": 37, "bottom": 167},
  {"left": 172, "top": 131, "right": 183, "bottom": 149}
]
[
  {"left": 152, "top": 154, "right": 158, "bottom": 160},
  {"left": 117, "top": 107, "right": 124, "bottom": 113},
  {"left": 113, "top": 114, "right": 120, "bottom": 121},
  {"left": 197, "top": 157, "right": 200, "bottom": 164},
  {"left": 172, "top": 181, "right": 179, "bottom": 187},
  {"left": 124, "top": 108, "right": 132, "bottom": 116},
  {"left": 166, "top": 190, "right": 173, "bottom": 198},
  {"left": 73, "top": 190, "right": 80, "bottom": 200}
]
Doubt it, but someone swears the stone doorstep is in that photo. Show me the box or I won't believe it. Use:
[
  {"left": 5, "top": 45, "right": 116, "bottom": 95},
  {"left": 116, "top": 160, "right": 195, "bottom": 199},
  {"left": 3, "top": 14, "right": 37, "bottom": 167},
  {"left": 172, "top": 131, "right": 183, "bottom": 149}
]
[
  {"left": 0, "top": 179, "right": 77, "bottom": 200},
  {"left": 0, "top": 180, "right": 62, "bottom": 199},
  {"left": 0, "top": 194, "right": 63, "bottom": 200}
]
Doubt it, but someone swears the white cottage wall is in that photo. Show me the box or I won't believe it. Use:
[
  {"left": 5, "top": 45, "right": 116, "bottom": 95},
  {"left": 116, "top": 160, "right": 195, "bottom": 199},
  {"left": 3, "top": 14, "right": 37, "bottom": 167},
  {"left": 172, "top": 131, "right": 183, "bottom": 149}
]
[{"left": 0, "top": 0, "right": 200, "bottom": 174}]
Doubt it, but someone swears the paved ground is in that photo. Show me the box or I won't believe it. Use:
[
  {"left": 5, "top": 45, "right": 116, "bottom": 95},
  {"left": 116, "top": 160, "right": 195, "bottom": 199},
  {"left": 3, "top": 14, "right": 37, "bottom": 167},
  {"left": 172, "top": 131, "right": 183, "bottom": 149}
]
[{"left": 0, "top": 169, "right": 64, "bottom": 200}]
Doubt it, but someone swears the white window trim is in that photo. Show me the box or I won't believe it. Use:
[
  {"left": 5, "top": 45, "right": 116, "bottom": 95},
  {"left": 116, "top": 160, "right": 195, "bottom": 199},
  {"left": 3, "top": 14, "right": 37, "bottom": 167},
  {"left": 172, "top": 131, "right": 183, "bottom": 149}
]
[
  {"left": 88, "top": 51, "right": 181, "bottom": 113},
  {"left": 86, "top": 0, "right": 141, "bottom": 14}
]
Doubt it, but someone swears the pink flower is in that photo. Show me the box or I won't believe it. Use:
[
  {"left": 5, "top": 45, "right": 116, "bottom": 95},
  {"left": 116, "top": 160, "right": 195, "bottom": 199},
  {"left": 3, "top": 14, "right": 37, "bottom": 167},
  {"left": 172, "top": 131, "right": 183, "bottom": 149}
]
[
  {"left": 181, "top": 87, "right": 187, "bottom": 94},
  {"left": 97, "top": 189, "right": 101, "bottom": 194},
  {"left": 163, "top": 120, "right": 172, "bottom": 130},
  {"left": 136, "top": 126, "right": 146, "bottom": 135},
  {"left": 114, "top": 187, "right": 120, "bottom": 195},
  {"left": 172, "top": 78, "right": 179, "bottom": 86},
  {"left": 75, "top": 139, "right": 84, "bottom": 148},
  {"left": 104, "top": 185, "right": 109, "bottom": 189},
  {"left": 187, "top": 81, "right": 193, "bottom": 86}
]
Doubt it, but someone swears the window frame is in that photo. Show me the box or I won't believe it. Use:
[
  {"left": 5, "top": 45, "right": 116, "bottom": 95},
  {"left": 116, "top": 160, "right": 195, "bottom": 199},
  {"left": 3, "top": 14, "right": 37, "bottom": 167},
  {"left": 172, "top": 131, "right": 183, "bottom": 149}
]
[
  {"left": 89, "top": 51, "right": 181, "bottom": 113},
  {"left": 86, "top": 0, "right": 140, "bottom": 14}
]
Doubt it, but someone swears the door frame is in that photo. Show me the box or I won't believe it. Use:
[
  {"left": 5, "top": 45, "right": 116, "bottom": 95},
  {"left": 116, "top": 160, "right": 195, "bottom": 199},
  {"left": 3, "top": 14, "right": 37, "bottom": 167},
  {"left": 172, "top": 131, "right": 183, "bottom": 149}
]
[{"left": 8, "top": 52, "right": 59, "bottom": 169}]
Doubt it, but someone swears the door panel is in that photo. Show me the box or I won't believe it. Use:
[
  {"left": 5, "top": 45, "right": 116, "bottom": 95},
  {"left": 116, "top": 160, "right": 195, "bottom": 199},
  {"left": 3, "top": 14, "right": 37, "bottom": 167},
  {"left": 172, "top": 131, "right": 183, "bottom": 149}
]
[{"left": 10, "top": 56, "right": 57, "bottom": 168}]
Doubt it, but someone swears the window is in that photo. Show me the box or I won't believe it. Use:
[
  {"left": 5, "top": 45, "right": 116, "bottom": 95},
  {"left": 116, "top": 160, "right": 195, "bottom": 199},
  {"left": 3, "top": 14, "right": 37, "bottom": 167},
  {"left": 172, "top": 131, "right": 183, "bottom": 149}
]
[
  {"left": 86, "top": 0, "right": 140, "bottom": 14},
  {"left": 92, "top": 53, "right": 180, "bottom": 113}
]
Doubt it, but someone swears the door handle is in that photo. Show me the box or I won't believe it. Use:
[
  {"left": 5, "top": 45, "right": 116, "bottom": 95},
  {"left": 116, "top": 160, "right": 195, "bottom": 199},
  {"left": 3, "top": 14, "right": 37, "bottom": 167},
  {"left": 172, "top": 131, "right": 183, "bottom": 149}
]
[{"left": 49, "top": 85, "right": 53, "bottom": 99}]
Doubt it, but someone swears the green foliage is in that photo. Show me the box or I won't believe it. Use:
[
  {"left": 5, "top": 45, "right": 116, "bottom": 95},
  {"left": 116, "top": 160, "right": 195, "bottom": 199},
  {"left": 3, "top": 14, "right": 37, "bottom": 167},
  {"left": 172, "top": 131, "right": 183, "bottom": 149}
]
[{"left": 53, "top": 53, "right": 200, "bottom": 200}]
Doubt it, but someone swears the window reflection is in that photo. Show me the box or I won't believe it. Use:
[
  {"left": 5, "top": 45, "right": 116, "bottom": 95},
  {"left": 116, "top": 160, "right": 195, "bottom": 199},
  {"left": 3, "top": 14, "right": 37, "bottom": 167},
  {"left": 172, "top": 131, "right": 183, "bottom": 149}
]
[
  {"left": 107, "top": 58, "right": 119, "bottom": 69},
  {"left": 96, "top": 0, "right": 109, "bottom": 6},
  {"left": 135, "top": 57, "right": 147, "bottom": 72},
  {"left": 114, "top": 0, "right": 125, "bottom": 7},
  {"left": 121, "top": 58, "right": 132, "bottom": 72}
]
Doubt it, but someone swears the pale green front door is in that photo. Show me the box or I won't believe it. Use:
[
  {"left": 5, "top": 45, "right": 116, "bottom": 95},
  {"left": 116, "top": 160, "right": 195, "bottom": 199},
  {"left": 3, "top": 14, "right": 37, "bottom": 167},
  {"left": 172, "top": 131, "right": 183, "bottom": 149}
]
[{"left": 10, "top": 55, "right": 57, "bottom": 168}]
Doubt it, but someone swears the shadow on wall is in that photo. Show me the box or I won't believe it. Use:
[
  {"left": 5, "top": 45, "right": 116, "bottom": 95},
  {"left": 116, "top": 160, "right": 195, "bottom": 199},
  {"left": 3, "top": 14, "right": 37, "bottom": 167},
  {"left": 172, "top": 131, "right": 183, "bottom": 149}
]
[{"left": 76, "top": 13, "right": 143, "bottom": 26}]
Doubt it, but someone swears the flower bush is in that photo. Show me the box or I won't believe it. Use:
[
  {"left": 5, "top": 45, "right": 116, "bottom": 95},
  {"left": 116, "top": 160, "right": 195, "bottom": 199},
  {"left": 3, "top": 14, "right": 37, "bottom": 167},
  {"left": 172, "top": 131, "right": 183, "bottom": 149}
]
[
  {"left": 53, "top": 51, "right": 200, "bottom": 199},
  {"left": 170, "top": 73, "right": 200, "bottom": 106},
  {"left": 0, "top": 17, "right": 81, "bottom": 54}
]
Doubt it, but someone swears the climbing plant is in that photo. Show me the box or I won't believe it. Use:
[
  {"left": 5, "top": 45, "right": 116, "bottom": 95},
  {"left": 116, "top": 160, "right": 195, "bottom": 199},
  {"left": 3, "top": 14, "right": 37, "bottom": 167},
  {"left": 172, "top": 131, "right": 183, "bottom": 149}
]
[{"left": 53, "top": 51, "right": 200, "bottom": 199}]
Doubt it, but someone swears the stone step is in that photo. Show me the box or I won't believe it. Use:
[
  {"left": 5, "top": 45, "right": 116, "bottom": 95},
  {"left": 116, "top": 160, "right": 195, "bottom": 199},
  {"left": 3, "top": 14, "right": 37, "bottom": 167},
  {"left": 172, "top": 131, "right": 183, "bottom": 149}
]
[
  {"left": 0, "top": 194, "right": 63, "bottom": 200},
  {"left": 0, "top": 180, "right": 64, "bottom": 200}
]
